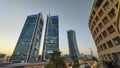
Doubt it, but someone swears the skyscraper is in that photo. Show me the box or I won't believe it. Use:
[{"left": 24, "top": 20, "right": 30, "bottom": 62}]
[
  {"left": 89, "top": 0, "right": 120, "bottom": 62},
  {"left": 10, "top": 13, "right": 44, "bottom": 63},
  {"left": 67, "top": 30, "right": 80, "bottom": 60},
  {"left": 42, "top": 15, "right": 59, "bottom": 61}
]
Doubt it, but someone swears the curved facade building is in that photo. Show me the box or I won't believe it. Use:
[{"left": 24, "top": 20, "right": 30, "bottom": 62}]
[
  {"left": 67, "top": 30, "right": 80, "bottom": 60},
  {"left": 89, "top": 0, "right": 120, "bottom": 62}
]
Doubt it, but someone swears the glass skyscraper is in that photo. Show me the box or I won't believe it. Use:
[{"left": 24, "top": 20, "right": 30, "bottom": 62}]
[
  {"left": 10, "top": 13, "right": 44, "bottom": 63},
  {"left": 67, "top": 30, "right": 80, "bottom": 60},
  {"left": 42, "top": 15, "right": 59, "bottom": 61}
]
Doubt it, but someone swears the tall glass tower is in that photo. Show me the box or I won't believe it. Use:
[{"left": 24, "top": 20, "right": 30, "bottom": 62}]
[
  {"left": 42, "top": 15, "right": 59, "bottom": 61},
  {"left": 67, "top": 30, "right": 80, "bottom": 60},
  {"left": 10, "top": 13, "right": 44, "bottom": 63}
]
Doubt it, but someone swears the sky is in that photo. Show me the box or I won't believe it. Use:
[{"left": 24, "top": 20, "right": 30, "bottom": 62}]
[{"left": 0, "top": 0, "right": 98, "bottom": 57}]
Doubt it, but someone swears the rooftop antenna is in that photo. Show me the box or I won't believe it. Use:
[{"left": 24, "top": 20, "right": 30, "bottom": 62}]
[{"left": 48, "top": 10, "right": 51, "bottom": 16}]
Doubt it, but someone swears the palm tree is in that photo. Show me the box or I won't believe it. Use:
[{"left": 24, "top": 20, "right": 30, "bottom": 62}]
[
  {"left": 72, "top": 60, "right": 80, "bottom": 68},
  {"left": 45, "top": 50, "right": 67, "bottom": 68},
  {"left": 92, "top": 56, "right": 99, "bottom": 62}
]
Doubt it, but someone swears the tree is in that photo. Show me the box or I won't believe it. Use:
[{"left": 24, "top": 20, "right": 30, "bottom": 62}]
[
  {"left": 92, "top": 56, "right": 99, "bottom": 62},
  {"left": 45, "top": 50, "right": 67, "bottom": 68},
  {"left": 72, "top": 60, "right": 80, "bottom": 68}
]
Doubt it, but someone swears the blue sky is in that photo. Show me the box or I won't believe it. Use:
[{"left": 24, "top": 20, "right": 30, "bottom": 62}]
[{"left": 0, "top": 0, "right": 98, "bottom": 57}]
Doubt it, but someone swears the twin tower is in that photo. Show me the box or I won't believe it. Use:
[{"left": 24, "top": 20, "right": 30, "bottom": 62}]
[{"left": 10, "top": 13, "right": 80, "bottom": 63}]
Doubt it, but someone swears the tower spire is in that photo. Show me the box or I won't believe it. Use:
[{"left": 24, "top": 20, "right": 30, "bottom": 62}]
[{"left": 49, "top": 10, "right": 51, "bottom": 16}]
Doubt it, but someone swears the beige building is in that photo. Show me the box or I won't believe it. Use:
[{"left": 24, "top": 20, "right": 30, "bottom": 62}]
[{"left": 89, "top": 0, "right": 120, "bottom": 62}]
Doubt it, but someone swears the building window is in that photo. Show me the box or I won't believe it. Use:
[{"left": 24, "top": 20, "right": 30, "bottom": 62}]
[
  {"left": 102, "top": 31, "right": 108, "bottom": 38},
  {"left": 40, "top": 20, "right": 43, "bottom": 26},
  {"left": 107, "top": 25, "right": 115, "bottom": 34},
  {"left": 118, "top": 52, "right": 120, "bottom": 58},
  {"left": 97, "top": 37, "right": 100, "bottom": 42},
  {"left": 94, "top": 31, "right": 97, "bottom": 35},
  {"left": 107, "top": 41, "right": 113, "bottom": 48},
  {"left": 92, "top": 10, "right": 96, "bottom": 16},
  {"left": 93, "top": 21, "right": 96, "bottom": 26},
  {"left": 98, "top": 9, "right": 104, "bottom": 17},
  {"left": 95, "top": 37, "right": 100, "bottom": 44},
  {"left": 96, "top": 27, "right": 99, "bottom": 33},
  {"left": 100, "top": 46, "right": 103, "bottom": 50},
  {"left": 113, "top": 36, "right": 120, "bottom": 45},
  {"left": 95, "top": 38, "right": 99, "bottom": 44},
  {"left": 107, "top": 54, "right": 112, "bottom": 60},
  {"left": 95, "top": 16, "right": 99, "bottom": 22},
  {"left": 112, "top": 53, "right": 119, "bottom": 62},
  {"left": 103, "top": 1, "right": 110, "bottom": 11},
  {"left": 102, "top": 16, "right": 109, "bottom": 25},
  {"left": 98, "top": 23, "right": 103, "bottom": 29},
  {"left": 90, "top": 16, "right": 93, "bottom": 20},
  {"left": 115, "top": 3, "right": 118, "bottom": 8},
  {"left": 93, "top": 31, "right": 97, "bottom": 37},
  {"left": 89, "top": 20, "right": 91, "bottom": 23},
  {"left": 36, "top": 34, "right": 39, "bottom": 40},
  {"left": 91, "top": 25, "right": 94, "bottom": 29},
  {"left": 114, "top": 22, "right": 116, "bottom": 26},
  {"left": 91, "top": 27, "right": 93, "bottom": 32},
  {"left": 108, "top": 9, "right": 116, "bottom": 19},
  {"left": 21, "top": 42, "right": 25, "bottom": 45},
  {"left": 103, "top": 43, "right": 107, "bottom": 49},
  {"left": 95, "top": 0, "right": 103, "bottom": 7},
  {"left": 99, "top": 35, "right": 103, "bottom": 41},
  {"left": 104, "top": 54, "right": 107, "bottom": 59},
  {"left": 110, "top": 0, "right": 113, "bottom": 2},
  {"left": 95, "top": 39, "right": 97, "bottom": 44}
]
